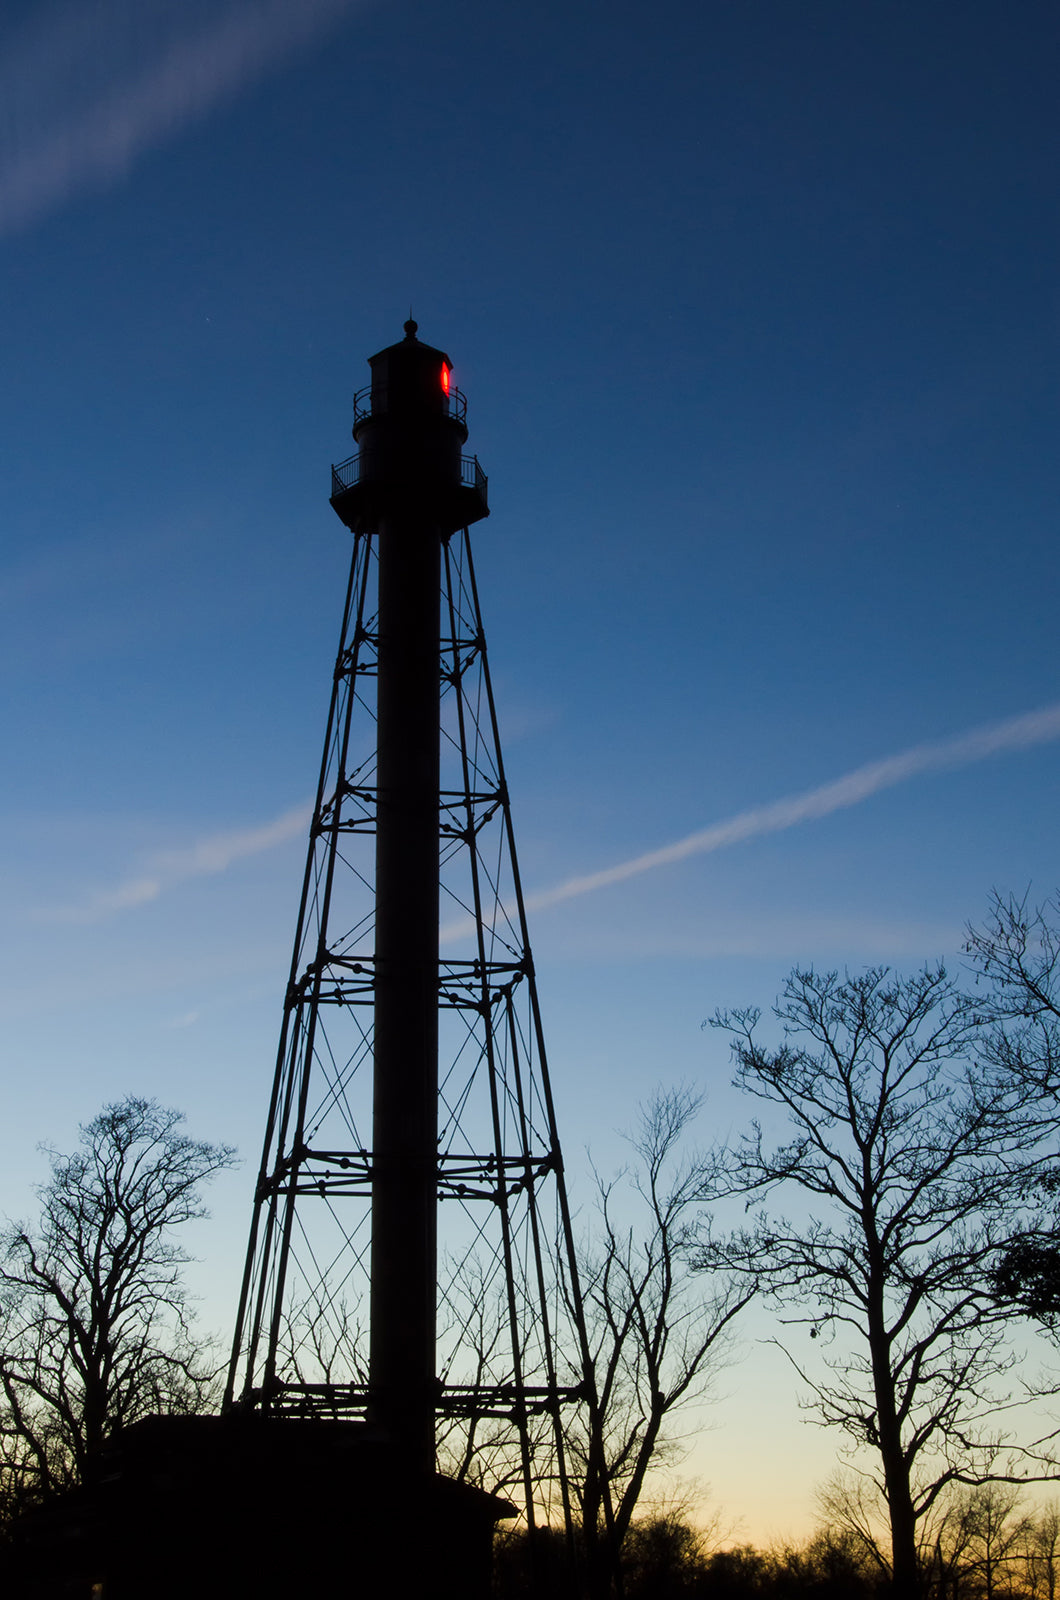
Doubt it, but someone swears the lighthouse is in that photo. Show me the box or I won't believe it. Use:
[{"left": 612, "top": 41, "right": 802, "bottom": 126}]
[{"left": 225, "top": 322, "right": 594, "bottom": 1535}]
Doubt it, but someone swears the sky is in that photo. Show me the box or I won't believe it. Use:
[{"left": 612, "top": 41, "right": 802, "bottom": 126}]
[{"left": 1, "top": 0, "right": 1059, "bottom": 1543}]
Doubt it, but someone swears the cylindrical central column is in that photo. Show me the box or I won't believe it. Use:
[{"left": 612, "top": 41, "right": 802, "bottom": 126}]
[{"left": 369, "top": 508, "right": 440, "bottom": 1475}]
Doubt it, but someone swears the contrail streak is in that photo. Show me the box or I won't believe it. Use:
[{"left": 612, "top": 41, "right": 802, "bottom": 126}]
[
  {"left": 0, "top": 0, "right": 360, "bottom": 237},
  {"left": 517, "top": 700, "right": 1060, "bottom": 918},
  {"left": 38, "top": 801, "right": 312, "bottom": 923},
  {"left": 37, "top": 702, "right": 1060, "bottom": 928}
]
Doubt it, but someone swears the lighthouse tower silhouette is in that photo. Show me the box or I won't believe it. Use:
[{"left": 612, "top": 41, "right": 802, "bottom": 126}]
[{"left": 223, "top": 321, "right": 597, "bottom": 1558}]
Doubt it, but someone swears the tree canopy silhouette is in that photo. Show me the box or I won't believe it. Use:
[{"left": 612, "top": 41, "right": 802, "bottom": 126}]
[{"left": 967, "top": 891, "right": 1060, "bottom": 1327}]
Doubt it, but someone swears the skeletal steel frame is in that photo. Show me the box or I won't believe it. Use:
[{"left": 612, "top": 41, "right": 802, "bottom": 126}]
[{"left": 225, "top": 518, "right": 598, "bottom": 1533}]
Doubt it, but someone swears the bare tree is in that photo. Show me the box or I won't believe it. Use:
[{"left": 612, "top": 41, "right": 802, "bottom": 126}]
[
  {"left": 275, "top": 1292, "right": 369, "bottom": 1393},
  {"left": 814, "top": 1469, "right": 892, "bottom": 1580},
  {"left": 702, "top": 965, "right": 1041, "bottom": 1600},
  {"left": 813, "top": 1470, "right": 1034, "bottom": 1598},
  {"left": 961, "top": 1484, "right": 1030, "bottom": 1599},
  {"left": 967, "top": 893, "right": 1060, "bottom": 1326},
  {"left": 572, "top": 1088, "right": 755, "bottom": 1590},
  {"left": 0, "top": 1097, "right": 235, "bottom": 1512},
  {"left": 928, "top": 1484, "right": 1032, "bottom": 1600},
  {"left": 1024, "top": 1502, "right": 1060, "bottom": 1600},
  {"left": 966, "top": 891, "right": 1060, "bottom": 1090},
  {"left": 433, "top": 1259, "right": 552, "bottom": 1505}
]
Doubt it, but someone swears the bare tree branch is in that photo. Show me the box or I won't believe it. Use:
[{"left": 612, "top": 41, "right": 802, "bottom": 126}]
[{"left": 0, "top": 1096, "right": 235, "bottom": 1516}]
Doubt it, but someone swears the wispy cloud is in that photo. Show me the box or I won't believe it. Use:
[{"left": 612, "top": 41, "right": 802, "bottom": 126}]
[
  {"left": 517, "top": 702, "right": 1060, "bottom": 918},
  {"left": 38, "top": 802, "right": 312, "bottom": 924},
  {"left": 164, "top": 1010, "right": 201, "bottom": 1030},
  {"left": 0, "top": 0, "right": 360, "bottom": 237},
  {"left": 37, "top": 701, "right": 1060, "bottom": 931}
]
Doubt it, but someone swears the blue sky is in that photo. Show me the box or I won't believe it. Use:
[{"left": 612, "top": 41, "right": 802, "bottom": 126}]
[{"left": 1, "top": 0, "right": 1058, "bottom": 1539}]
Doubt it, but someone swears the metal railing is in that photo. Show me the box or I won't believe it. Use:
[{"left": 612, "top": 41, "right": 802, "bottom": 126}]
[
  {"left": 461, "top": 455, "right": 487, "bottom": 494},
  {"left": 352, "top": 383, "right": 468, "bottom": 427},
  {"left": 330, "top": 454, "right": 362, "bottom": 496},
  {"left": 330, "top": 453, "right": 487, "bottom": 501}
]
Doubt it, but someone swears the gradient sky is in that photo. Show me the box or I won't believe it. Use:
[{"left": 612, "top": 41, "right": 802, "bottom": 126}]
[{"left": 2, "top": 0, "right": 1058, "bottom": 1541}]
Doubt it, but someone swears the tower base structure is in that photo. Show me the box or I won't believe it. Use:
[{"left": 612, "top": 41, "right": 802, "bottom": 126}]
[{"left": 2, "top": 1415, "right": 514, "bottom": 1600}]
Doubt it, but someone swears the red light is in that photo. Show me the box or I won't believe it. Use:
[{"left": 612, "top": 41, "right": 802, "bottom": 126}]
[{"left": 440, "top": 364, "right": 450, "bottom": 396}]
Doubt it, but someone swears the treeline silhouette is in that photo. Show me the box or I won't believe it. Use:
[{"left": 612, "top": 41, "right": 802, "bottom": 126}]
[{"left": 496, "top": 1489, "right": 1060, "bottom": 1599}]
